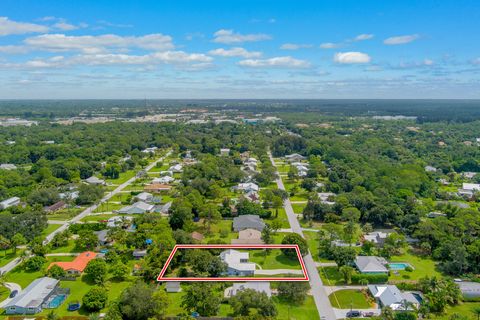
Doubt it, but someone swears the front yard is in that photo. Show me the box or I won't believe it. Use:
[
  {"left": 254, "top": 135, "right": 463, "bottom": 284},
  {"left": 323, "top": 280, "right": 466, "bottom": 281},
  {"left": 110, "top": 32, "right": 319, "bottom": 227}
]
[{"left": 329, "top": 289, "right": 373, "bottom": 309}]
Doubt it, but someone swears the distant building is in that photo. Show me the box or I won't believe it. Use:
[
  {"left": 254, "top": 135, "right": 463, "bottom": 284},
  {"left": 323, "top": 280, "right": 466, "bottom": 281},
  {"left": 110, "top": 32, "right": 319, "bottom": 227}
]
[
  {"left": 285, "top": 153, "right": 306, "bottom": 162},
  {"left": 220, "top": 249, "right": 256, "bottom": 276},
  {"left": 45, "top": 201, "right": 66, "bottom": 213},
  {"left": 363, "top": 231, "right": 391, "bottom": 246},
  {"left": 191, "top": 231, "right": 204, "bottom": 242},
  {"left": 135, "top": 192, "right": 154, "bottom": 203},
  {"left": 0, "top": 196, "right": 20, "bottom": 210},
  {"left": 4, "top": 277, "right": 59, "bottom": 314},
  {"left": 144, "top": 183, "right": 172, "bottom": 193},
  {"left": 106, "top": 215, "right": 133, "bottom": 228},
  {"left": 49, "top": 251, "right": 97, "bottom": 274},
  {"left": 152, "top": 176, "right": 175, "bottom": 184},
  {"left": 225, "top": 282, "right": 271, "bottom": 297},
  {"left": 85, "top": 176, "right": 106, "bottom": 185},
  {"left": 235, "top": 182, "right": 259, "bottom": 193},
  {"left": 457, "top": 281, "right": 480, "bottom": 299},
  {"left": 355, "top": 256, "right": 388, "bottom": 274},
  {"left": 117, "top": 201, "right": 154, "bottom": 214},
  {"left": 133, "top": 249, "right": 147, "bottom": 259},
  {"left": 424, "top": 165, "right": 438, "bottom": 173}
]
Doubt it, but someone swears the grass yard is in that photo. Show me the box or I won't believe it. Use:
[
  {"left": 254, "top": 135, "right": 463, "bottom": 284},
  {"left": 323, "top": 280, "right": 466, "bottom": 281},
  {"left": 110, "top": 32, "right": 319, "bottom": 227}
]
[
  {"left": 105, "top": 169, "right": 136, "bottom": 185},
  {"left": 329, "top": 289, "right": 373, "bottom": 309},
  {"left": 292, "top": 203, "right": 307, "bottom": 214},
  {"left": 80, "top": 213, "right": 123, "bottom": 222},
  {"left": 93, "top": 202, "right": 124, "bottom": 213},
  {"left": 0, "top": 285, "right": 9, "bottom": 303},
  {"left": 48, "top": 239, "right": 79, "bottom": 254},
  {"left": 0, "top": 249, "right": 23, "bottom": 267},
  {"left": 304, "top": 231, "right": 320, "bottom": 261},
  {"left": 389, "top": 251, "right": 441, "bottom": 282},
  {"left": 200, "top": 219, "right": 236, "bottom": 244},
  {"left": 47, "top": 208, "right": 83, "bottom": 220},
  {"left": 249, "top": 249, "right": 302, "bottom": 270},
  {"left": 319, "top": 266, "right": 344, "bottom": 286},
  {"left": 273, "top": 296, "right": 320, "bottom": 320},
  {"left": 269, "top": 208, "right": 290, "bottom": 228},
  {"left": 439, "top": 302, "right": 480, "bottom": 320},
  {"left": 41, "top": 223, "right": 62, "bottom": 238}
]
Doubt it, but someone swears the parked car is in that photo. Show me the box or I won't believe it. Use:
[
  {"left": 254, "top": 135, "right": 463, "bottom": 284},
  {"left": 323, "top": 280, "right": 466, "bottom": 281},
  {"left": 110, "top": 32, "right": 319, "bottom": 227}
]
[
  {"left": 9, "top": 290, "right": 18, "bottom": 298},
  {"left": 363, "top": 311, "right": 375, "bottom": 317},
  {"left": 346, "top": 310, "right": 361, "bottom": 318}
]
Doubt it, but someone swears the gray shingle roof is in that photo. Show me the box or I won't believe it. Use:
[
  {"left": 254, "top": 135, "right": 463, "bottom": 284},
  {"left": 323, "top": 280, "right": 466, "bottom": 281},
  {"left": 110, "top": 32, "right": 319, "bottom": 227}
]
[
  {"left": 4, "top": 277, "right": 58, "bottom": 309},
  {"left": 233, "top": 215, "right": 265, "bottom": 232}
]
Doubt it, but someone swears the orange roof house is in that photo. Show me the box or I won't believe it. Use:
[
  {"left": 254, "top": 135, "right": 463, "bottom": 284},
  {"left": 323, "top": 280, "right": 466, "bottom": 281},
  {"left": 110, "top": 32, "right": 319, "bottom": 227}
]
[
  {"left": 48, "top": 251, "right": 97, "bottom": 274},
  {"left": 144, "top": 183, "right": 172, "bottom": 192}
]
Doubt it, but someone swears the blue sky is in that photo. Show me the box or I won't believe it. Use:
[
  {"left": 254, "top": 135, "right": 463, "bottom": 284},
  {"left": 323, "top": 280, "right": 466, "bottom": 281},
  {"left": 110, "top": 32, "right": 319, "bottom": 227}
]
[{"left": 0, "top": 0, "right": 479, "bottom": 99}]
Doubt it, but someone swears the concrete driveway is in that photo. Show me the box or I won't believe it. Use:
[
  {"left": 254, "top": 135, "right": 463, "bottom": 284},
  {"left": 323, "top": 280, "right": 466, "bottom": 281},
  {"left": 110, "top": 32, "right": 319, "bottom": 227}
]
[{"left": 0, "top": 282, "right": 22, "bottom": 308}]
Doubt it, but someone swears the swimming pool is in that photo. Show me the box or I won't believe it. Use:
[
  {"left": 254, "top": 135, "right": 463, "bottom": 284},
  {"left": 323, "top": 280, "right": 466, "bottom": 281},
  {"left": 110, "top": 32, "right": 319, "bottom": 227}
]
[
  {"left": 47, "top": 294, "right": 67, "bottom": 308},
  {"left": 388, "top": 263, "right": 412, "bottom": 270}
]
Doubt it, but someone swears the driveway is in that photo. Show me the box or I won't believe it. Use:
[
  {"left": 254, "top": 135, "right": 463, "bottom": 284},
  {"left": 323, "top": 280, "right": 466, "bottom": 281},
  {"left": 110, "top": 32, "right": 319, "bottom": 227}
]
[
  {"left": 255, "top": 269, "right": 305, "bottom": 275},
  {"left": 0, "top": 282, "right": 22, "bottom": 308},
  {"left": 269, "top": 152, "right": 337, "bottom": 320}
]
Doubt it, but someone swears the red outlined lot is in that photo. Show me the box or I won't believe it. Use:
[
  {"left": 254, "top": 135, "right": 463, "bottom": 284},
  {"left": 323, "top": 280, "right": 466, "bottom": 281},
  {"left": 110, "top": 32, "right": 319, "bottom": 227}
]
[{"left": 157, "top": 244, "right": 309, "bottom": 282}]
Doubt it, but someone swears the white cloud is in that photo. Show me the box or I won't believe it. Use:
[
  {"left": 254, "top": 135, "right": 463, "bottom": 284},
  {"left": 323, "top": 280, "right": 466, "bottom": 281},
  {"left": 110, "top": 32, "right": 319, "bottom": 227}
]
[
  {"left": 319, "top": 42, "right": 341, "bottom": 49},
  {"left": 213, "top": 29, "right": 271, "bottom": 44},
  {"left": 52, "top": 22, "right": 78, "bottom": 31},
  {"left": 423, "top": 59, "right": 434, "bottom": 66},
  {"left": 280, "top": 43, "right": 312, "bottom": 50},
  {"left": 384, "top": 34, "right": 420, "bottom": 45},
  {"left": 0, "top": 45, "right": 29, "bottom": 54},
  {"left": 353, "top": 34, "right": 374, "bottom": 41},
  {"left": 471, "top": 58, "right": 480, "bottom": 65},
  {"left": 238, "top": 56, "right": 310, "bottom": 68},
  {"left": 24, "top": 33, "right": 174, "bottom": 53},
  {"left": 209, "top": 47, "right": 261, "bottom": 58},
  {"left": 0, "top": 17, "right": 48, "bottom": 36},
  {"left": 334, "top": 52, "right": 371, "bottom": 64},
  {"left": 15, "top": 51, "right": 212, "bottom": 69}
]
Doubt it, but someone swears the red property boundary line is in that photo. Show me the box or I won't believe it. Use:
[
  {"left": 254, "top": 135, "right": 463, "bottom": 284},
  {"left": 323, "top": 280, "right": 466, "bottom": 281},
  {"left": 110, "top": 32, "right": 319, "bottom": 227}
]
[{"left": 157, "top": 244, "right": 309, "bottom": 282}]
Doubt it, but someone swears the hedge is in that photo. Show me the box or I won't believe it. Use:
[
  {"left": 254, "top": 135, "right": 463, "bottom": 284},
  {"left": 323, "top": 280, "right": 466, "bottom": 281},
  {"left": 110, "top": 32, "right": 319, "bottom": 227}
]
[{"left": 351, "top": 273, "right": 388, "bottom": 284}]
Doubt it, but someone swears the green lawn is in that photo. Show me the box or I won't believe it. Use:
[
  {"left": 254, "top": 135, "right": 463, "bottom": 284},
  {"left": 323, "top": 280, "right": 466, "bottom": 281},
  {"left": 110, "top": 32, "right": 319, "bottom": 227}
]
[
  {"left": 93, "top": 202, "right": 124, "bottom": 213},
  {"left": 389, "top": 251, "right": 441, "bottom": 282},
  {"left": 47, "top": 208, "right": 83, "bottom": 220},
  {"left": 200, "top": 219, "right": 236, "bottom": 244},
  {"left": 105, "top": 169, "right": 136, "bottom": 185},
  {"left": 48, "top": 239, "right": 79, "bottom": 254},
  {"left": 0, "top": 249, "right": 23, "bottom": 267},
  {"left": 268, "top": 208, "right": 290, "bottom": 228},
  {"left": 329, "top": 289, "right": 373, "bottom": 309},
  {"left": 274, "top": 296, "right": 319, "bottom": 320},
  {"left": 80, "top": 213, "right": 125, "bottom": 222},
  {"left": 319, "top": 266, "right": 345, "bottom": 286},
  {"left": 304, "top": 231, "right": 320, "bottom": 261},
  {"left": 292, "top": 203, "right": 307, "bottom": 214},
  {"left": 249, "top": 249, "right": 302, "bottom": 270},
  {"left": 0, "top": 285, "right": 9, "bottom": 303},
  {"left": 41, "top": 224, "right": 62, "bottom": 238},
  {"left": 439, "top": 302, "right": 480, "bottom": 320}
]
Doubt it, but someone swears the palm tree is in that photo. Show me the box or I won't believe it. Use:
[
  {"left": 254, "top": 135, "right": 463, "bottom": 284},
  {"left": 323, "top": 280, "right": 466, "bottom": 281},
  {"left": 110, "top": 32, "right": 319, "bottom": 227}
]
[
  {"left": 46, "top": 311, "right": 59, "bottom": 320},
  {"left": 472, "top": 306, "right": 480, "bottom": 320}
]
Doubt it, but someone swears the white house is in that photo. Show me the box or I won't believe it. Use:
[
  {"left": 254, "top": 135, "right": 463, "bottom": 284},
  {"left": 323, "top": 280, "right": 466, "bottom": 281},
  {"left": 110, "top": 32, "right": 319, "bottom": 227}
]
[
  {"left": 0, "top": 196, "right": 20, "bottom": 210},
  {"left": 152, "top": 176, "right": 175, "bottom": 184},
  {"left": 318, "top": 192, "right": 336, "bottom": 205},
  {"left": 462, "top": 183, "right": 480, "bottom": 191},
  {"left": 285, "top": 153, "right": 306, "bottom": 162},
  {"left": 364, "top": 231, "right": 391, "bottom": 246},
  {"left": 142, "top": 147, "right": 158, "bottom": 154},
  {"left": 117, "top": 201, "right": 154, "bottom": 214},
  {"left": 220, "top": 249, "right": 256, "bottom": 276},
  {"left": 425, "top": 165, "right": 437, "bottom": 173},
  {"left": 368, "top": 285, "right": 420, "bottom": 311},
  {"left": 4, "top": 277, "right": 60, "bottom": 315},
  {"left": 107, "top": 215, "right": 133, "bottom": 228},
  {"left": 168, "top": 164, "right": 183, "bottom": 173},
  {"left": 235, "top": 182, "right": 259, "bottom": 193}
]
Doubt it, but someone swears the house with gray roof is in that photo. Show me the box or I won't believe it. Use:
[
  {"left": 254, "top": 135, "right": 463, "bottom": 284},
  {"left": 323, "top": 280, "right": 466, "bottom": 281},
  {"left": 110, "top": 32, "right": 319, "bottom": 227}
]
[
  {"left": 368, "top": 284, "right": 420, "bottom": 311},
  {"left": 0, "top": 196, "right": 20, "bottom": 210},
  {"left": 355, "top": 256, "right": 388, "bottom": 274},
  {"left": 220, "top": 249, "right": 256, "bottom": 276},
  {"left": 4, "top": 277, "right": 59, "bottom": 314},
  {"left": 233, "top": 215, "right": 265, "bottom": 232},
  {"left": 457, "top": 281, "right": 480, "bottom": 299},
  {"left": 117, "top": 201, "right": 154, "bottom": 214}
]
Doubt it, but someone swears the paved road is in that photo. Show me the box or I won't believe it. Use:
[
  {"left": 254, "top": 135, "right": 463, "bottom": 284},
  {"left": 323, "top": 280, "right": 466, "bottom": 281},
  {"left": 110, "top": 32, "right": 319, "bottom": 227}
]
[
  {"left": 269, "top": 152, "right": 336, "bottom": 320},
  {"left": 0, "top": 151, "right": 171, "bottom": 276}
]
